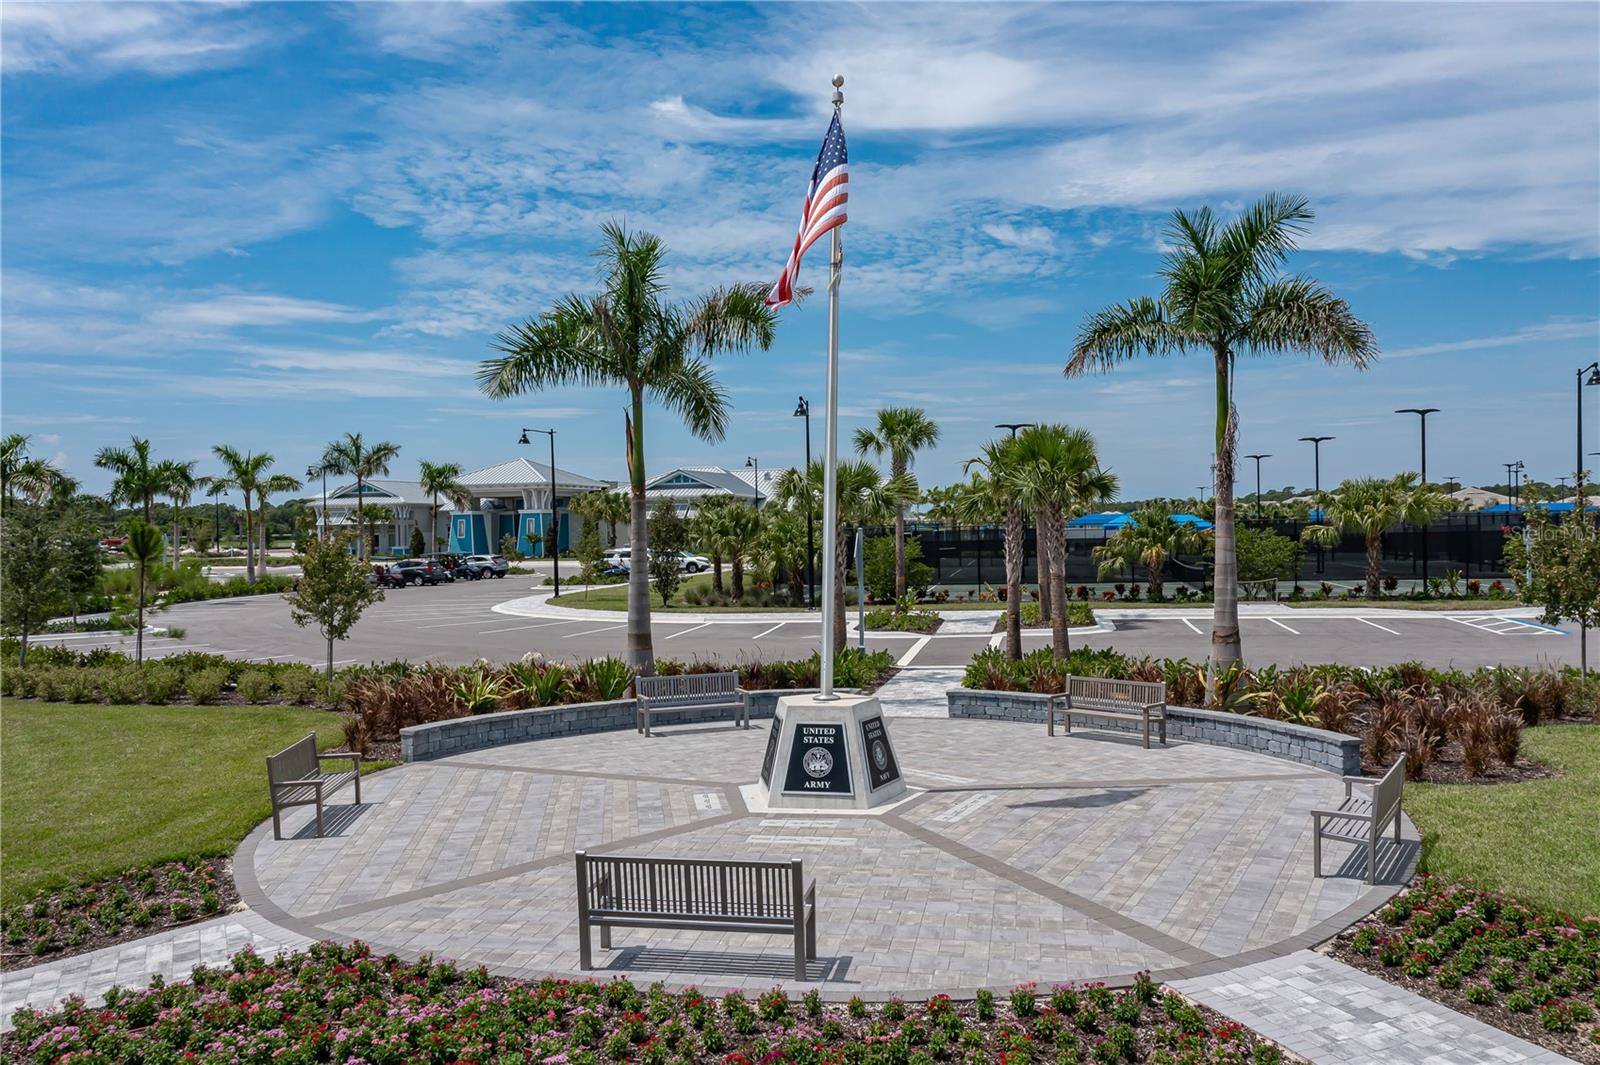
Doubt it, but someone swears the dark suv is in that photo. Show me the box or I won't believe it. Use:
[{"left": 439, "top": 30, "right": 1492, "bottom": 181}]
[
  {"left": 463, "top": 554, "right": 510, "bottom": 579},
  {"left": 390, "top": 559, "right": 448, "bottom": 586}
]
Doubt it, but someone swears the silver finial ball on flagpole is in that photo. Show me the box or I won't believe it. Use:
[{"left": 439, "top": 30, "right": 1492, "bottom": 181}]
[{"left": 832, "top": 74, "right": 844, "bottom": 88}]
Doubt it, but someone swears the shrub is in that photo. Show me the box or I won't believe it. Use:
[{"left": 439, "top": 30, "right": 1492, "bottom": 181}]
[
  {"left": 101, "top": 667, "right": 145, "bottom": 704},
  {"left": 576, "top": 657, "right": 634, "bottom": 701},
  {"left": 278, "top": 666, "right": 321, "bottom": 705},
  {"left": 184, "top": 667, "right": 230, "bottom": 705},
  {"left": 141, "top": 665, "right": 181, "bottom": 704},
  {"left": 235, "top": 669, "right": 277, "bottom": 704}
]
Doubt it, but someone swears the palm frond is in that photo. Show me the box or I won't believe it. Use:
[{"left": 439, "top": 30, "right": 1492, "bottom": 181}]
[
  {"left": 1241, "top": 275, "right": 1377, "bottom": 367},
  {"left": 1216, "top": 192, "right": 1313, "bottom": 291},
  {"left": 650, "top": 355, "right": 731, "bottom": 443},
  {"left": 1066, "top": 297, "right": 1188, "bottom": 375},
  {"left": 686, "top": 282, "right": 778, "bottom": 356}
]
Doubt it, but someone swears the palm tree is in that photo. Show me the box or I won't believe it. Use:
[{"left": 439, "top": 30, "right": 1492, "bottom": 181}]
[
  {"left": 758, "top": 504, "right": 810, "bottom": 603},
  {"left": 961, "top": 445, "right": 1027, "bottom": 658},
  {"left": 95, "top": 436, "right": 164, "bottom": 522},
  {"left": 789, "top": 459, "right": 916, "bottom": 649},
  {"left": 477, "top": 221, "right": 778, "bottom": 675},
  {"left": 123, "top": 520, "right": 165, "bottom": 665},
  {"left": 418, "top": 460, "right": 465, "bottom": 552},
  {"left": 577, "top": 489, "right": 630, "bottom": 547},
  {"left": 723, "top": 502, "right": 765, "bottom": 602},
  {"left": 690, "top": 495, "right": 739, "bottom": 594},
  {"left": 320, "top": 433, "right": 401, "bottom": 560},
  {"left": 1012, "top": 425, "right": 1118, "bottom": 657},
  {"left": 2, "top": 434, "right": 71, "bottom": 506},
  {"left": 1066, "top": 194, "right": 1375, "bottom": 693},
  {"left": 854, "top": 407, "right": 941, "bottom": 600},
  {"left": 211, "top": 446, "right": 272, "bottom": 583},
  {"left": 256, "top": 470, "right": 303, "bottom": 564},
  {"left": 1093, "top": 502, "right": 1209, "bottom": 600},
  {"left": 154, "top": 460, "right": 204, "bottom": 570},
  {"left": 1302, "top": 474, "right": 1447, "bottom": 598}
]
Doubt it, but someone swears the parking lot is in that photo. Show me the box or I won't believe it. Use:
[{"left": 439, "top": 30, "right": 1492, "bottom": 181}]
[{"left": 35, "top": 576, "right": 1585, "bottom": 672}]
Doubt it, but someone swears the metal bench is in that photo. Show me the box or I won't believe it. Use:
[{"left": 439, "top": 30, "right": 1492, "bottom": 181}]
[
  {"left": 1311, "top": 755, "right": 1406, "bottom": 884},
  {"left": 266, "top": 733, "right": 361, "bottom": 840},
  {"left": 575, "top": 851, "right": 817, "bottom": 979},
  {"left": 1046, "top": 676, "right": 1167, "bottom": 748},
  {"left": 635, "top": 671, "right": 748, "bottom": 736}
]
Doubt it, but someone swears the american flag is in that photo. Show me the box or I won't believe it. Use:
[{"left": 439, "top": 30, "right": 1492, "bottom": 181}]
[{"left": 766, "top": 111, "right": 848, "bottom": 308}]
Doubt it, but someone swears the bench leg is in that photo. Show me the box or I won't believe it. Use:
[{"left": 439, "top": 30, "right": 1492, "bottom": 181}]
[
  {"left": 1047, "top": 702, "right": 1054, "bottom": 736},
  {"left": 1142, "top": 714, "right": 1150, "bottom": 749},
  {"left": 794, "top": 931, "right": 807, "bottom": 981},
  {"left": 1394, "top": 812, "right": 1401, "bottom": 843},
  {"left": 1367, "top": 835, "right": 1377, "bottom": 885},
  {"left": 579, "top": 921, "right": 593, "bottom": 970},
  {"left": 315, "top": 795, "right": 325, "bottom": 838},
  {"left": 1312, "top": 815, "right": 1322, "bottom": 877},
  {"left": 272, "top": 805, "right": 283, "bottom": 841},
  {"left": 354, "top": 772, "right": 361, "bottom": 805},
  {"left": 1159, "top": 715, "right": 1167, "bottom": 746},
  {"left": 600, "top": 924, "right": 611, "bottom": 950},
  {"left": 806, "top": 905, "right": 817, "bottom": 959}
]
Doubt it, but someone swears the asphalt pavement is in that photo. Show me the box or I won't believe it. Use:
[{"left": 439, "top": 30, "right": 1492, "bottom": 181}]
[{"left": 33, "top": 576, "right": 1586, "bottom": 672}]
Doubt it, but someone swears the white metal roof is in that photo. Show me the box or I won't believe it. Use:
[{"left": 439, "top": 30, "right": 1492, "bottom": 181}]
[{"left": 457, "top": 456, "right": 611, "bottom": 490}]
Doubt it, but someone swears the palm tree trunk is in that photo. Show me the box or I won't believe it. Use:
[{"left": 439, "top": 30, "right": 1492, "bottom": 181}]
[
  {"left": 712, "top": 554, "right": 724, "bottom": 594},
  {"left": 732, "top": 556, "right": 745, "bottom": 601},
  {"left": 1366, "top": 534, "right": 1382, "bottom": 598},
  {"left": 1043, "top": 506, "right": 1070, "bottom": 658},
  {"left": 431, "top": 494, "right": 439, "bottom": 553},
  {"left": 356, "top": 480, "right": 366, "bottom": 561},
  {"left": 259, "top": 503, "right": 268, "bottom": 572},
  {"left": 833, "top": 523, "right": 849, "bottom": 651},
  {"left": 1003, "top": 504, "right": 1024, "bottom": 660},
  {"left": 1037, "top": 518, "right": 1053, "bottom": 623},
  {"left": 171, "top": 508, "right": 181, "bottom": 570},
  {"left": 136, "top": 565, "right": 146, "bottom": 666},
  {"left": 626, "top": 391, "right": 654, "bottom": 676},
  {"left": 243, "top": 491, "right": 257, "bottom": 584},
  {"left": 1210, "top": 346, "right": 1243, "bottom": 696},
  {"left": 1147, "top": 556, "right": 1164, "bottom": 601},
  {"left": 892, "top": 456, "right": 907, "bottom": 598}
]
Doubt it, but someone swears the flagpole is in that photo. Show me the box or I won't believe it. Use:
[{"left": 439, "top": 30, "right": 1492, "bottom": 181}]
[{"left": 818, "top": 73, "right": 844, "bottom": 701}]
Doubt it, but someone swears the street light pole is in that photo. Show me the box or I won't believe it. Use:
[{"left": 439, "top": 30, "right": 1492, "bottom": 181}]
[
  {"left": 1396, "top": 408, "right": 1439, "bottom": 593},
  {"left": 1579, "top": 363, "right": 1600, "bottom": 496},
  {"left": 1297, "top": 436, "right": 1334, "bottom": 496},
  {"left": 1244, "top": 454, "right": 1271, "bottom": 519},
  {"left": 995, "top": 422, "right": 1034, "bottom": 439},
  {"left": 520, "top": 428, "right": 560, "bottom": 596},
  {"left": 745, "top": 456, "right": 761, "bottom": 509},
  {"left": 795, "top": 397, "right": 814, "bottom": 608}
]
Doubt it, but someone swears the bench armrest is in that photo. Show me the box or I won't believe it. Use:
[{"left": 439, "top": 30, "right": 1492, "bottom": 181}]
[
  {"left": 272, "top": 774, "right": 330, "bottom": 788},
  {"left": 1342, "top": 774, "right": 1381, "bottom": 798},
  {"left": 320, "top": 752, "right": 362, "bottom": 766}
]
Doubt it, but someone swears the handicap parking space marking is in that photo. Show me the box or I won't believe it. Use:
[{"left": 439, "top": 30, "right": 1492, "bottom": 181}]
[
  {"left": 1448, "top": 615, "right": 1562, "bottom": 636},
  {"left": 1356, "top": 617, "right": 1402, "bottom": 635}
]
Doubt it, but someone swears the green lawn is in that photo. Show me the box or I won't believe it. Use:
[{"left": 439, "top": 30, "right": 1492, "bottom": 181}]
[
  {"left": 1405, "top": 725, "right": 1600, "bottom": 915},
  {"left": 0, "top": 700, "right": 354, "bottom": 904}
]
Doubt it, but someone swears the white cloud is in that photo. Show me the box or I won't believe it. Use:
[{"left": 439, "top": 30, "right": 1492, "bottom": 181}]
[
  {"left": 0, "top": 2, "right": 276, "bottom": 76},
  {"left": 151, "top": 295, "right": 379, "bottom": 330},
  {"left": 1383, "top": 319, "right": 1600, "bottom": 360}
]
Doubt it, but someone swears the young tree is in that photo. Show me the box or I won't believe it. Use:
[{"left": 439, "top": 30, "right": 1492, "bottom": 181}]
[
  {"left": 287, "top": 531, "right": 384, "bottom": 695},
  {"left": 122, "top": 519, "right": 165, "bottom": 665},
  {"left": 646, "top": 499, "right": 688, "bottom": 607},
  {"left": 723, "top": 502, "right": 765, "bottom": 601},
  {"left": 58, "top": 500, "right": 105, "bottom": 623},
  {"left": 477, "top": 222, "right": 779, "bottom": 675},
  {"left": 1302, "top": 474, "right": 1446, "bottom": 598},
  {"left": 320, "top": 433, "right": 401, "bottom": 560},
  {"left": 1067, "top": 195, "right": 1375, "bottom": 693},
  {"left": 854, "top": 406, "right": 941, "bottom": 598},
  {"left": 961, "top": 444, "right": 1027, "bottom": 659},
  {"left": 690, "top": 495, "right": 738, "bottom": 594},
  {"left": 1504, "top": 502, "right": 1600, "bottom": 674},
  {"left": 1234, "top": 526, "right": 1304, "bottom": 599},
  {"left": 409, "top": 526, "right": 427, "bottom": 557},
  {"left": 1, "top": 502, "right": 66, "bottom": 666}
]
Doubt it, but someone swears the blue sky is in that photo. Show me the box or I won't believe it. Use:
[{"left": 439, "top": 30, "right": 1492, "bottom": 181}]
[{"left": 3, "top": 2, "right": 1598, "bottom": 501}]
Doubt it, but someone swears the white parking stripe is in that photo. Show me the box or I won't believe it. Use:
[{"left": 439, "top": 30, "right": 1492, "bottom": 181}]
[
  {"left": 897, "top": 636, "right": 931, "bottom": 667},
  {"left": 477, "top": 620, "right": 576, "bottom": 635},
  {"left": 751, "top": 622, "right": 789, "bottom": 640},
  {"left": 563, "top": 624, "right": 625, "bottom": 638},
  {"left": 664, "top": 623, "right": 710, "bottom": 640},
  {"left": 418, "top": 617, "right": 502, "bottom": 629},
  {"left": 1357, "top": 617, "right": 1401, "bottom": 635},
  {"left": 1181, "top": 618, "right": 1203, "bottom": 635},
  {"left": 1266, "top": 617, "right": 1299, "bottom": 634}
]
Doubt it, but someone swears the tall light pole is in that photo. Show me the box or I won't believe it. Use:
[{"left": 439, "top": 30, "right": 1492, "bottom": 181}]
[
  {"left": 1578, "top": 363, "right": 1600, "bottom": 496},
  {"left": 1244, "top": 454, "right": 1271, "bottom": 519},
  {"left": 210, "top": 483, "right": 226, "bottom": 553},
  {"left": 1297, "top": 436, "right": 1334, "bottom": 496},
  {"left": 745, "top": 456, "right": 761, "bottom": 509},
  {"left": 995, "top": 422, "right": 1034, "bottom": 439},
  {"left": 795, "top": 397, "right": 814, "bottom": 607},
  {"left": 1396, "top": 408, "right": 1439, "bottom": 592},
  {"left": 520, "top": 428, "right": 560, "bottom": 596},
  {"left": 306, "top": 464, "right": 327, "bottom": 541}
]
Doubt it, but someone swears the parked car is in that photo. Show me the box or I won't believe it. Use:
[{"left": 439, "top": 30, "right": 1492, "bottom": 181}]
[
  {"left": 370, "top": 564, "right": 407, "bottom": 589},
  {"left": 463, "top": 554, "right": 509, "bottom": 579},
  {"left": 601, "top": 547, "right": 631, "bottom": 568},
  {"left": 600, "top": 563, "right": 630, "bottom": 578},
  {"left": 390, "top": 559, "right": 449, "bottom": 586},
  {"left": 676, "top": 551, "right": 710, "bottom": 573}
]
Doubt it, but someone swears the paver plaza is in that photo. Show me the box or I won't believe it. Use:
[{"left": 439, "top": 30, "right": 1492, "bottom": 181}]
[{"left": 239, "top": 709, "right": 1417, "bottom": 996}]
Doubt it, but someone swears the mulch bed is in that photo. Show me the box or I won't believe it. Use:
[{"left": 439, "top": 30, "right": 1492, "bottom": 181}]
[
  {"left": 1321, "top": 876, "right": 1600, "bottom": 1063},
  {"left": 1, "top": 858, "right": 241, "bottom": 973}
]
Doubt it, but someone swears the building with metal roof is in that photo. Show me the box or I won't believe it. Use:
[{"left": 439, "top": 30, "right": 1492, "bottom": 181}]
[{"left": 645, "top": 464, "right": 782, "bottom": 514}]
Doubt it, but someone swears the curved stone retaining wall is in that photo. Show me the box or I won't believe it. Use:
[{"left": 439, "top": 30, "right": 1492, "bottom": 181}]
[
  {"left": 946, "top": 689, "right": 1362, "bottom": 776},
  {"left": 400, "top": 688, "right": 815, "bottom": 762}
]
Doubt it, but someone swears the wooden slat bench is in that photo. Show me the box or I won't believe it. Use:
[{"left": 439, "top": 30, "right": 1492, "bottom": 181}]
[
  {"left": 575, "top": 851, "right": 817, "bottom": 979},
  {"left": 1311, "top": 755, "right": 1405, "bottom": 884},
  {"left": 635, "top": 671, "right": 748, "bottom": 736},
  {"left": 1046, "top": 676, "right": 1167, "bottom": 748},
  {"left": 266, "top": 733, "right": 361, "bottom": 840}
]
